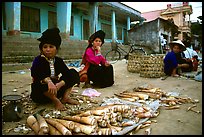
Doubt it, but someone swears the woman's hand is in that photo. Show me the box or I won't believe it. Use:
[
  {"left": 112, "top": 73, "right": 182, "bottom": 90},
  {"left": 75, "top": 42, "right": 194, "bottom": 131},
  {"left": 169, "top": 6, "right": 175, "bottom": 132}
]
[
  {"left": 55, "top": 80, "right": 65, "bottom": 91},
  {"left": 95, "top": 46, "right": 101, "bottom": 53},
  {"left": 47, "top": 81, "right": 58, "bottom": 96},
  {"left": 105, "top": 61, "right": 110, "bottom": 67}
]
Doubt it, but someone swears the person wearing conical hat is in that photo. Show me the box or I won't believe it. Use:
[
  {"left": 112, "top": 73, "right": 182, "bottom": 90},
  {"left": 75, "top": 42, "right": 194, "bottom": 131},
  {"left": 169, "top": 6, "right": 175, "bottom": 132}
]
[
  {"left": 164, "top": 40, "right": 193, "bottom": 77},
  {"left": 79, "top": 30, "right": 114, "bottom": 88},
  {"left": 30, "top": 28, "right": 80, "bottom": 110}
]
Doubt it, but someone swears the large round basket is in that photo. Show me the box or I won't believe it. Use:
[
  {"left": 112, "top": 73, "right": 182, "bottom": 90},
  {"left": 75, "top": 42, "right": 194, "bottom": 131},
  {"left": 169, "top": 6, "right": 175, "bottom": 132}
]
[
  {"left": 127, "top": 53, "right": 143, "bottom": 73},
  {"left": 139, "top": 54, "right": 165, "bottom": 78}
]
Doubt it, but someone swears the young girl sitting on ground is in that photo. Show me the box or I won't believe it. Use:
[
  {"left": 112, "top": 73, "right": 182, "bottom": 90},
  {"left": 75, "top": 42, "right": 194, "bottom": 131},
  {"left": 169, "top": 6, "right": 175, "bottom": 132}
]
[{"left": 79, "top": 30, "right": 114, "bottom": 88}]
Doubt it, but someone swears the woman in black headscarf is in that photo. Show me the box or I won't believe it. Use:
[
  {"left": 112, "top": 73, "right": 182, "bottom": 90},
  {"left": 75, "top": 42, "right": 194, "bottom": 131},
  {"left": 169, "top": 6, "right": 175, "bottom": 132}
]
[
  {"left": 30, "top": 28, "right": 80, "bottom": 110},
  {"left": 79, "top": 30, "right": 114, "bottom": 88}
]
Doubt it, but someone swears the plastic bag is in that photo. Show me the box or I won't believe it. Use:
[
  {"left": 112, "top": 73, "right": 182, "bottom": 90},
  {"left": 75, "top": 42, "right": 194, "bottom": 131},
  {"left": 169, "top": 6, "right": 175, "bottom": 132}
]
[{"left": 82, "top": 88, "right": 101, "bottom": 97}]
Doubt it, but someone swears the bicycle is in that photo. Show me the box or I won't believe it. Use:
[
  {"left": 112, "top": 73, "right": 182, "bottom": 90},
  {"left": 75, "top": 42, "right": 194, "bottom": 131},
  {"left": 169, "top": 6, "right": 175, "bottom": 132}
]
[{"left": 105, "top": 40, "right": 147, "bottom": 64}]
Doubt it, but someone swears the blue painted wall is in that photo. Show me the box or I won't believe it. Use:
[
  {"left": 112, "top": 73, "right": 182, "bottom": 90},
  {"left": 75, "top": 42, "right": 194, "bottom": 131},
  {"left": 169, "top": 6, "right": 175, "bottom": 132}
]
[{"left": 3, "top": 2, "right": 127, "bottom": 43}]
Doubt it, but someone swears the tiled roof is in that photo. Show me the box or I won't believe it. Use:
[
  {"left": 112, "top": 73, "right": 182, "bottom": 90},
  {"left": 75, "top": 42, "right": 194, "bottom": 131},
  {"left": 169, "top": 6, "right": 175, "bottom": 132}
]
[{"left": 142, "top": 10, "right": 164, "bottom": 22}]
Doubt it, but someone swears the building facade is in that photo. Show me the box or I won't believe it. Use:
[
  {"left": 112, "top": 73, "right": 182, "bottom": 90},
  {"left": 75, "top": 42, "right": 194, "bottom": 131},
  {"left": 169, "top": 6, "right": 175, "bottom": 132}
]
[
  {"left": 2, "top": 2, "right": 144, "bottom": 44},
  {"left": 142, "top": 2, "right": 192, "bottom": 41},
  {"left": 2, "top": 2, "right": 145, "bottom": 63},
  {"left": 128, "top": 17, "right": 178, "bottom": 54}
]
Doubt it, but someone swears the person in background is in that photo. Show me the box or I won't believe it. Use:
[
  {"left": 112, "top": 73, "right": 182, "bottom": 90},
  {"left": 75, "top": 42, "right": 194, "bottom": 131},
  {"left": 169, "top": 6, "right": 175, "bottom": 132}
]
[
  {"left": 80, "top": 30, "right": 114, "bottom": 88},
  {"left": 194, "top": 46, "right": 202, "bottom": 61},
  {"left": 163, "top": 40, "right": 192, "bottom": 77},
  {"left": 183, "top": 40, "right": 198, "bottom": 59},
  {"left": 160, "top": 35, "right": 167, "bottom": 53},
  {"left": 30, "top": 28, "right": 79, "bottom": 111},
  {"left": 182, "top": 40, "right": 199, "bottom": 71}
]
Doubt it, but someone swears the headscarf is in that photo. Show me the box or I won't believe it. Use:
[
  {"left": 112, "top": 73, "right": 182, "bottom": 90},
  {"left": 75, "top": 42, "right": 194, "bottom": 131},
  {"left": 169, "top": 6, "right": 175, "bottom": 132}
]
[
  {"left": 88, "top": 30, "right": 105, "bottom": 45},
  {"left": 37, "top": 27, "right": 61, "bottom": 50}
]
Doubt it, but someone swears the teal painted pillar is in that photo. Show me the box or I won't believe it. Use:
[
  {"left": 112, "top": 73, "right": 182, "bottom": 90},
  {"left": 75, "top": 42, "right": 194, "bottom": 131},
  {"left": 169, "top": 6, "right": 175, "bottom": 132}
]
[
  {"left": 5, "top": 2, "right": 21, "bottom": 35},
  {"left": 127, "top": 16, "right": 130, "bottom": 30},
  {"left": 126, "top": 16, "right": 131, "bottom": 43},
  {"left": 89, "top": 2, "right": 98, "bottom": 35},
  {"left": 111, "top": 10, "right": 116, "bottom": 43},
  {"left": 40, "top": 8, "right": 48, "bottom": 33},
  {"left": 57, "top": 2, "right": 72, "bottom": 39}
]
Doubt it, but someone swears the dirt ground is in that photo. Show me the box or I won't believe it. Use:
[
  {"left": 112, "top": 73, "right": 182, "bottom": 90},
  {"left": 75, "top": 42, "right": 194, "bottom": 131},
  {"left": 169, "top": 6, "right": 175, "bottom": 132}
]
[{"left": 2, "top": 59, "right": 202, "bottom": 135}]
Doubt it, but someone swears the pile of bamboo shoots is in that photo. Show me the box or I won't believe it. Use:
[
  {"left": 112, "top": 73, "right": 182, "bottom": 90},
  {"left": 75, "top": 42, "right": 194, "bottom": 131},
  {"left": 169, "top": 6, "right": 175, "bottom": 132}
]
[
  {"left": 27, "top": 103, "right": 158, "bottom": 135},
  {"left": 26, "top": 86, "right": 199, "bottom": 135},
  {"left": 117, "top": 86, "right": 198, "bottom": 110},
  {"left": 114, "top": 87, "right": 165, "bottom": 102}
]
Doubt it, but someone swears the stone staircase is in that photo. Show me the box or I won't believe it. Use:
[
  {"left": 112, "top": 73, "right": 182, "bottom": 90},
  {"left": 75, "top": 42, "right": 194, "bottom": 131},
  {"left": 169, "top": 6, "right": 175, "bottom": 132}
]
[{"left": 2, "top": 36, "right": 112, "bottom": 64}]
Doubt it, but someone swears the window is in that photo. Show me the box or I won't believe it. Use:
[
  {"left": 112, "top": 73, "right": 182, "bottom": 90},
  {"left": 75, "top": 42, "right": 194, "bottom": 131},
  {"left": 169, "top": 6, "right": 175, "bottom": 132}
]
[
  {"left": 70, "top": 16, "right": 74, "bottom": 36},
  {"left": 83, "top": 19, "right": 89, "bottom": 40},
  {"left": 101, "top": 23, "right": 111, "bottom": 39},
  {"left": 117, "top": 27, "right": 122, "bottom": 40},
  {"left": 48, "top": 11, "right": 57, "bottom": 29},
  {"left": 21, "top": 6, "right": 40, "bottom": 32}
]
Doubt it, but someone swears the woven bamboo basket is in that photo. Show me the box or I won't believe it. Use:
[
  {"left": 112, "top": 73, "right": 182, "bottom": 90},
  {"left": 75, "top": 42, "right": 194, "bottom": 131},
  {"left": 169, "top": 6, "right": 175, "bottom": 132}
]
[
  {"left": 139, "top": 54, "right": 165, "bottom": 78},
  {"left": 127, "top": 53, "right": 143, "bottom": 73}
]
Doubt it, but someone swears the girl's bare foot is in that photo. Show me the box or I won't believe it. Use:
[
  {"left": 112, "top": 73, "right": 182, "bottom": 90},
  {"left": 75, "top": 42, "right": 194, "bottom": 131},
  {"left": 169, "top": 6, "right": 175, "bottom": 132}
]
[
  {"left": 61, "top": 98, "right": 79, "bottom": 105},
  {"left": 55, "top": 102, "right": 66, "bottom": 111}
]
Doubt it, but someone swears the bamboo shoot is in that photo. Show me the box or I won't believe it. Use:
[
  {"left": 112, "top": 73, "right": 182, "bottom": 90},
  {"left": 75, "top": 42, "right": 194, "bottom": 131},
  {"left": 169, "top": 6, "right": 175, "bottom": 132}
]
[
  {"left": 27, "top": 115, "right": 41, "bottom": 135},
  {"left": 63, "top": 115, "right": 97, "bottom": 125},
  {"left": 35, "top": 113, "right": 49, "bottom": 134},
  {"left": 45, "top": 118, "right": 72, "bottom": 135},
  {"left": 48, "top": 123, "right": 62, "bottom": 135}
]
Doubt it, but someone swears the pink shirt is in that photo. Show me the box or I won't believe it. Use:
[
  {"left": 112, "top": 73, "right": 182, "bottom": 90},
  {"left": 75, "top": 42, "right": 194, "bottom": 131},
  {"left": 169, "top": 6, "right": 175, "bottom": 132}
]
[{"left": 83, "top": 47, "right": 107, "bottom": 65}]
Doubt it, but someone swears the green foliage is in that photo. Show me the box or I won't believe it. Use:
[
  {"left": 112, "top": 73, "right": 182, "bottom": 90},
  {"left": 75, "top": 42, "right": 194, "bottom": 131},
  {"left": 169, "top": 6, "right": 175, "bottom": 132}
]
[
  {"left": 191, "top": 16, "right": 202, "bottom": 45},
  {"left": 191, "top": 22, "right": 202, "bottom": 35}
]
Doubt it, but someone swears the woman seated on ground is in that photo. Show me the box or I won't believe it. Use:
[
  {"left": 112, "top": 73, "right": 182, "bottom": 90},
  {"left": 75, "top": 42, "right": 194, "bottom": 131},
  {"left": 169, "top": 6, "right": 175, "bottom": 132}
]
[
  {"left": 30, "top": 28, "right": 80, "bottom": 111},
  {"left": 182, "top": 40, "right": 200, "bottom": 71},
  {"left": 163, "top": 40, "right": 193, "bottom": 77},
  {"left": 79, "top": 30, "right": 114, "bottom": 88}
]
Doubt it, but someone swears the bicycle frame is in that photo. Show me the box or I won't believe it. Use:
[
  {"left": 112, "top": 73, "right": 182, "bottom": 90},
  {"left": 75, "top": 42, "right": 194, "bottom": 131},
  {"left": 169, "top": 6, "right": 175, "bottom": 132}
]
[
  {"left": 115, "top": 44, "right": 129, "bottom": 55},
  {"left": 105, "top": 41, "right": 147, "bottom": 64},
  {"left": 105, "top": 41, "right": 129, "bottom": 63},
  {"left": 116, "top": 43, "right": 146, "bottom": 58},
  {"left": 129, "top": 44, "right": 147, "bottom": 55}
]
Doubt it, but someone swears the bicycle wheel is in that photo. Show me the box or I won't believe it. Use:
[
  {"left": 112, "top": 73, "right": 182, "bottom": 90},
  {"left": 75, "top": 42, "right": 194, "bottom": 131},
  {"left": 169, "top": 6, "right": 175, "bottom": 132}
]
[{"left": 105, "top": 50, "right": 121, "bottom": 64}]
